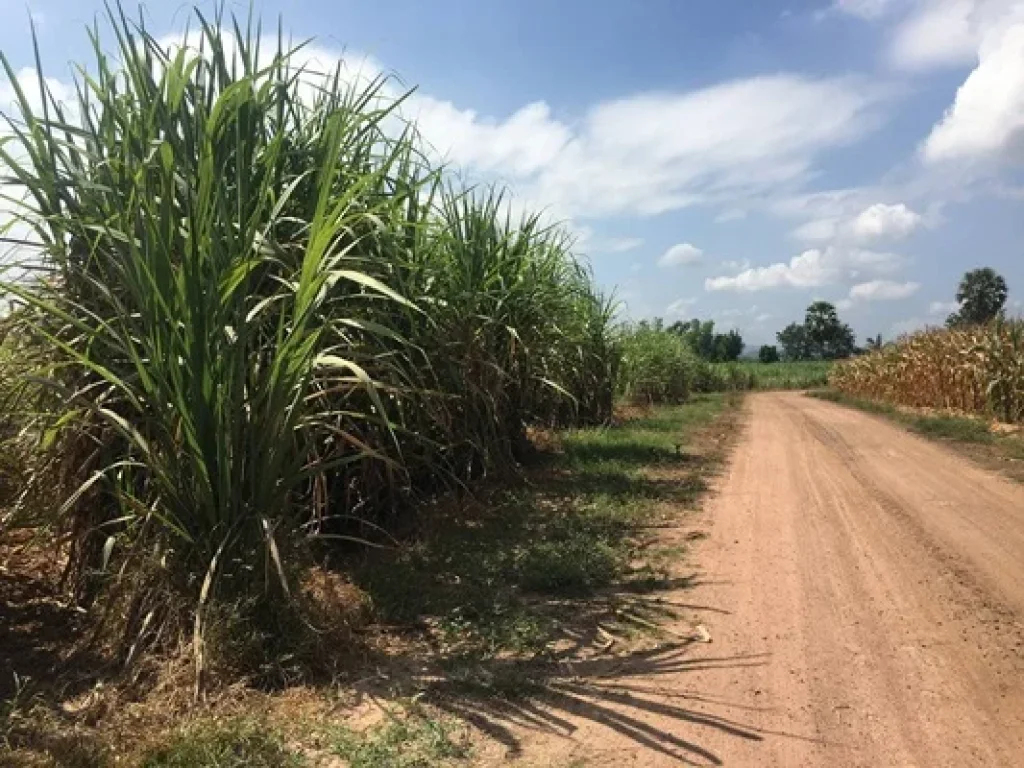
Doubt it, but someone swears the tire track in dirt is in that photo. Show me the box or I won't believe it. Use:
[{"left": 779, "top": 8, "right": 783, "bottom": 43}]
[{"left": 492, "top": 392, "right": 1024, "bottom": 767}]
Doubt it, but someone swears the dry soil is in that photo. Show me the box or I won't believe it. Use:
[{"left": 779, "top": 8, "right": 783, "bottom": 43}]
[{"left": 492, "top": 391, "right": 1024, "bottom": 767}]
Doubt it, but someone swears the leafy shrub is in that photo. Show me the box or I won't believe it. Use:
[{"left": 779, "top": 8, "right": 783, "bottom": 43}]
[{"left": 616, "top": 324, "right": 698, "bottom": 403}]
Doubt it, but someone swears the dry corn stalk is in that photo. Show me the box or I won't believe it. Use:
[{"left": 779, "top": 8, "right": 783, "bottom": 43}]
[{"left": 830, "top": 322, "right": 1024, "bottom": 423}]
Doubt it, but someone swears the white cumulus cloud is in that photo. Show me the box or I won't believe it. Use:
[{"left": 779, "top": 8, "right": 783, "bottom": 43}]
[
  {"left": 793, "top": 202, "right": 923, "bottom": 245},
  {"left": 849, "top": 202, "right": 924, "bottom": 240},
  {"left": 886, "top": 2, "right": 1024, "bottom": 165},
  {"left": 411, "top": 98, "right": 573, "bottom": 177},
  {"left": 704, "top": 247, "right": 904, "bottom": 292},
  {"left": 443, "top": 74, "right": 885, "bottom": 220},
  {"left": 705, "top": 249, "right": 834, "bottom": 291},
  {"left": 890, "top": 0, "right": 979, "bottom": 70},
  {"left": 658, "top": 243, "right": 704, "bottom": 267},
  {"left": 922, "top": 20, "right": 1024, "bottom": 163},
  {"left": 848, "top": 279, "right": 920, "bottom": 301}
]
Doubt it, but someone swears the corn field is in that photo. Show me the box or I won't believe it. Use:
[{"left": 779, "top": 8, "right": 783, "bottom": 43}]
[
  {"left": 0, "top": 6, "right": 620, "bottom": 672},
  {"left": 830, "top": 322, "right": 1024, "bottom": 424}
]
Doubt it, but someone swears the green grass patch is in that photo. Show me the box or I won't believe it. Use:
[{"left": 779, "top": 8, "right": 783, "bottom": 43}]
[
  {"left": 810, "top": 389, "right": 895, "bottom": 415},
  {"left": 141, "top": 719, "right": 302, "bottom": 768},
  {"left": 908, "top": 414, "right": 995, "bottom": 443},
  {"left": 351, "top": 394, "right": 737, "bottom": 656},
  {"left": 809, "top": 390, "right": 1024, "bottom": 464},
  {"left": 330, "top": 715, "right": 470, "bottom": 768},
  {"left": 709, "top": 361, "right": 832, "bottom": 391}
]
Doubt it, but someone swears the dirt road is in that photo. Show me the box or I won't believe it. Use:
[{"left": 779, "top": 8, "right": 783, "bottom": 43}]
[{"left": 498, "top": 392, "right": 1024, "bottom": 767}]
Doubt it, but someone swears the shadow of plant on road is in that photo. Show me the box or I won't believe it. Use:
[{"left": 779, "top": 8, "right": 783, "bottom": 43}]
[
  {"left": 328, "top": 396, "right": 769, "bottom": 765},
  {"left": 1, "top": 396, "right": 758, "bottom": 766},
  {"left": 343, "top": 637, "right": 771, "bottom": 766}
]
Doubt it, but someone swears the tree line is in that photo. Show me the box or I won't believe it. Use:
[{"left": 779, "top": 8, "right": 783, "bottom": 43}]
[
  {"left": 629, "top": 318, "right": 746, "bottom": 362},
  {"left": 667, "top": 319, "right": 744, "bottom": 362},
  {"left": 759, "top": 267, "right": 1011, "bottom": 363}
]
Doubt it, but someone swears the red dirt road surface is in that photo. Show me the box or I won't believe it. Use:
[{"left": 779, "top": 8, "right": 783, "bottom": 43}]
[{"left": 497, "top": 392, "right": 1024, "bottom": 767}]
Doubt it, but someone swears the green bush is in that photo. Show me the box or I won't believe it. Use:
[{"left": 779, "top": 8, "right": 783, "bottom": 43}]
[{"left": 616, "top": 324, "right": 698, "bottom": 403}]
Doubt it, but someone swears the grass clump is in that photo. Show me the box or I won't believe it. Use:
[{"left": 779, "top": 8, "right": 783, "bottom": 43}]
[
  {"left": 908, "top": 413, "right": 996, "bottom": 443},
  {"left": 515, "top": 537, "right": 620, "bottom": 595},
  {"left": 331, "top": 714, "right": 470, "bottom": 768},
  {"left": 141, "top": 719, "right": 302, "bottom": 768}
]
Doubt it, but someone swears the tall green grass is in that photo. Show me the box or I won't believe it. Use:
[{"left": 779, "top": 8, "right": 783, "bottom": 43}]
[
  {"left": 0, "top": 4, "right": 616, "bottom": 679},
  {"left": 616, "top": 323, "right": 698, "bottom": 403},
  {"left": 710, "top": 360, "right": 832, "bottom": 390},
  {"left": 614, "top": 327, "right": 829, "bottom": 401}
]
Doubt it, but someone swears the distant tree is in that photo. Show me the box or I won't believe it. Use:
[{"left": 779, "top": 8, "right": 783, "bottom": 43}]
[
  {"left": 777, "top": 322, "right": 811, "bottom": 361},
  {"left": 946, "top": 268, "right": 1008, "bottom": 327},
  {"left": 668, "top": 318, "right": 743, "bottom": 362},
  {"left": 804, "top": 301, "right": 856, "bottom": 360},
  {"left": 758, "top": 344, "right": 780, "bottom": 364},
  {"left": 695, "top": 320, "right": 718, "bottom": 360},
  {"left": 776, "top": 302, "right": 856, "bottom": 360},
  {"left": 716, "top": 329, "right": 744, "bottom": 362},
  {"left": 668, "top": 318, "right": 713, "bottom": 358},
  {"left": 866, "top": 333, "right": 883, "bottom": 351}
]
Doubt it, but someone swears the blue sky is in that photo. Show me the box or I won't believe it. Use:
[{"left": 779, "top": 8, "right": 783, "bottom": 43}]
[{"left": 3, "top": 0, "right": 1023, "bottom": 347}]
